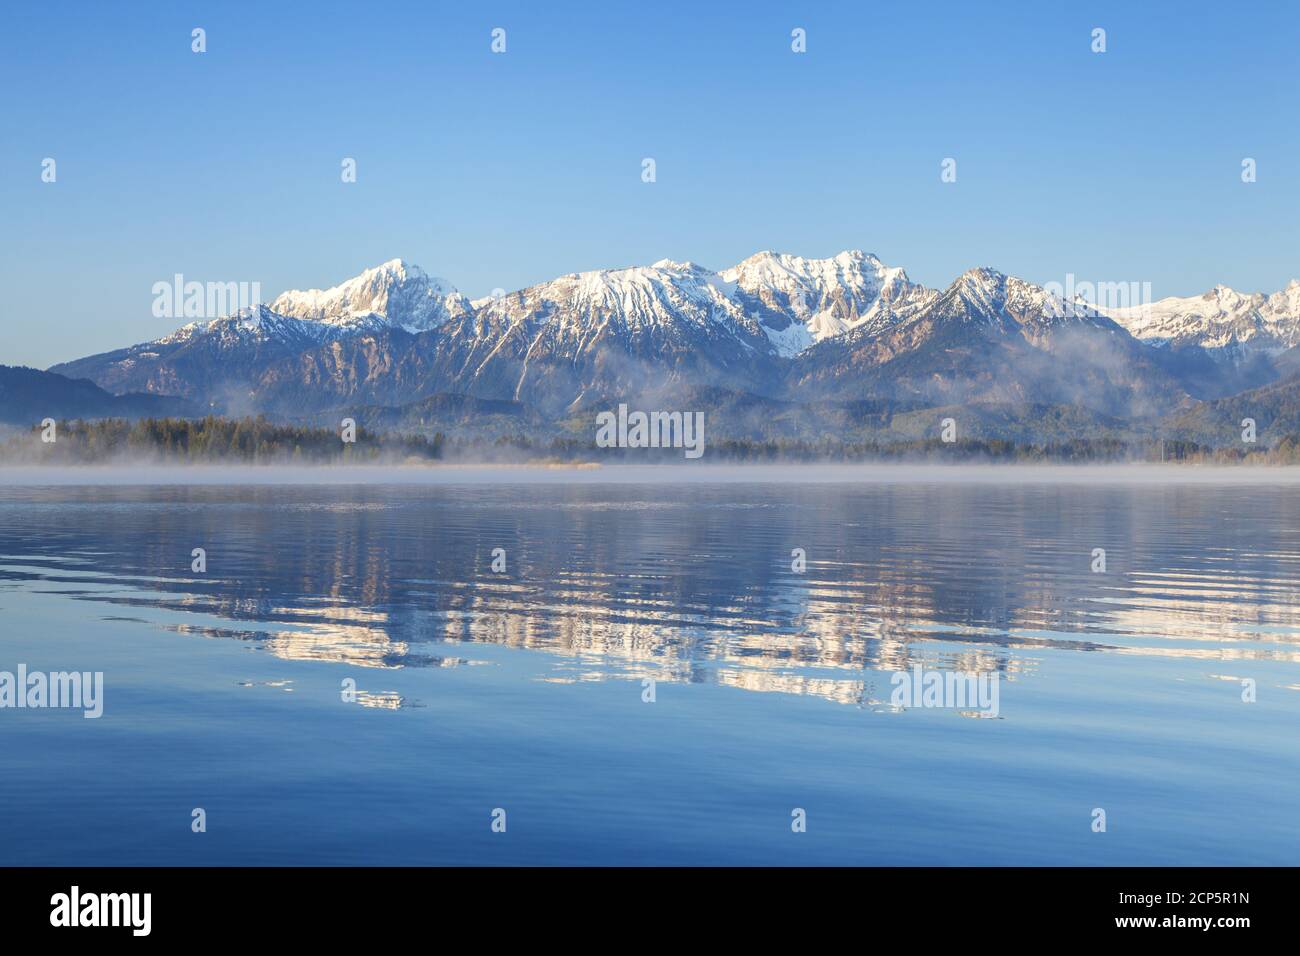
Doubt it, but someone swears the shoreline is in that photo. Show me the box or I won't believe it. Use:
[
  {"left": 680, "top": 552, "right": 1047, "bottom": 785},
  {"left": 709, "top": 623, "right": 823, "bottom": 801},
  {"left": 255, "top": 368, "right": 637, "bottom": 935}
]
[{"left": 2, "top": 462, "right": 1300, "bottom": 486}]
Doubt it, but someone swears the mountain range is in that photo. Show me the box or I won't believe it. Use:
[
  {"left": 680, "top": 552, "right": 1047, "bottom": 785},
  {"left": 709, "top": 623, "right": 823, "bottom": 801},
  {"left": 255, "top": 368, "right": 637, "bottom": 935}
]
[
  {"left": 0, "top": 365, "right": 195, "bottom": 426},
  {"left": 21, "top": 253, "right": 1300, "bottom": 445}
]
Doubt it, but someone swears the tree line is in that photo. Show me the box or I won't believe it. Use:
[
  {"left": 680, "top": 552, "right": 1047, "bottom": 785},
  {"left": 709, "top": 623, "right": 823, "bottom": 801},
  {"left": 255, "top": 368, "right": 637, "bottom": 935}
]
[
  {"left": 3, "top": 416, "right": 1299, "bottom": 465},
  {"left": 0, "top": 416, "right": 444, "bottom": 464},
  {"left": 446, "top": 432, "right": 1300, "bottom": 464}
]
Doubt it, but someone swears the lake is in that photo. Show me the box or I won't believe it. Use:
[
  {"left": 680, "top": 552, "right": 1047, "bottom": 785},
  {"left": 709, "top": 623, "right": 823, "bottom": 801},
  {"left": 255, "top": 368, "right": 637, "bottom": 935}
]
[{"left": 1, "top": 466, "right": 1297, "bottom": 865}]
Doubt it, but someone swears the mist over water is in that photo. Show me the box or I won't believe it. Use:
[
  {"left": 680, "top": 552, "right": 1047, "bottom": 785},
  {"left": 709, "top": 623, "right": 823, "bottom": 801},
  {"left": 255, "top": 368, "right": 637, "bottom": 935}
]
[
  {"left": 4, "top": 462, "right": 1300, "bottom": 486},
  {"left": 1, "top": 476, "right": 1298, "bottom": 864}
]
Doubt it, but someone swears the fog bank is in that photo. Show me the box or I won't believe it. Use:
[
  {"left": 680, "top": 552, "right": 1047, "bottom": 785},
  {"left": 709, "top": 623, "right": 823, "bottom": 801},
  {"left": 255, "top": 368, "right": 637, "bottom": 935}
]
[{"left": 2, "top": 462, "right": 1300, "bottom": 487}]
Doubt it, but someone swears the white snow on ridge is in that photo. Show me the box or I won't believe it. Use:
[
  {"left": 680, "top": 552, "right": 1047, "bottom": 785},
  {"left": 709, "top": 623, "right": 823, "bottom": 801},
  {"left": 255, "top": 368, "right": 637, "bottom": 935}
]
[
  {"left": 471, "top": 258, "right": 754, "bottom": 335},
  {"left": 761, "top": 318, "right": 815, "bottom": 356},
  {"left": 720, "top": 249, "right": 937, "bottom": 348},
  {"left": 464, "top": 252, "right": 931, "bottom": 355},
  {"left": 133, "top": 255, "right": 1300, "bottom": 363},
  {"left": 1105, "top": 279, "right": 1300, "bottom": 350},
  {"left": 156, "top": 305, "right": 340, "bottom": 348},
  {"left": 270, "top": 258, "right": 470, "bottom": 332}
]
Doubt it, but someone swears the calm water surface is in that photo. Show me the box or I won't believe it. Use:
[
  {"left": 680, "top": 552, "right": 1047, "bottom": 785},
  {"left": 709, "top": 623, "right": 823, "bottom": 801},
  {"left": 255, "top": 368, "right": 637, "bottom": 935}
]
[{"left": 1, "top": 472, "right": 1298, "bottom": 864}]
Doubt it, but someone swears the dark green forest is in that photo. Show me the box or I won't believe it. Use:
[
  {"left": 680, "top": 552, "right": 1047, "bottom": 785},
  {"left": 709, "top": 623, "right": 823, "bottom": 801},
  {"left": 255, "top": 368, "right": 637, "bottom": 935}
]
[
  {"left": 0, "top": 416, "right": 444, "bottom": 464},
  {"left": 5, "top": 415, "right": 1295, "bottom": 465}
]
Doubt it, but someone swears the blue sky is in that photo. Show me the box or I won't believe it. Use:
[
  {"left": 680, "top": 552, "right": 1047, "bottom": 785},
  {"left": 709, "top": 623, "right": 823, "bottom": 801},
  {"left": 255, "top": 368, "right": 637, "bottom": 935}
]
[{"left": 2, "top": 0, "right": 1298, "bottom": 368}]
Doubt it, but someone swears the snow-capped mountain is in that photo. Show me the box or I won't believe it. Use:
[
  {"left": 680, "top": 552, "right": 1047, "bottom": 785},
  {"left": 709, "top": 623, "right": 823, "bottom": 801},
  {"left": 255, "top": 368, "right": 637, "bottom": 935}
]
[
  {"left": 788, "top": 266, "right": 1184, "bottom": 416},
  {"left": 410, "top": 259, "right": 777, "bottom": 414},
  {"left": 50, "top": 304, "right": 349, "bottom": 400},
  {"left": 459, "top": 250, "right": 936, "bottom": 361},
  {"left": 472, "top": 258, "right": 758, "bottom": 336},
  {"left": 935, "top": 268, "right": 1118, "bottom": 335},
  {"left": 49, "top": 263, "right": 470, "bottom": 400},
  {"left": 721, "top": 250, "right": 937, "bottom": 354},
  {"left": 158, "top": 305, "right": 342, "bottom": 348},
  {"left": 1105, "top": 280, "right": 1300, "bottom": 353},
  {"left": 44, "top": 253, "right": 1293, "bottom": 423},
  {"left": 270, "top": 258, "right": 471, "bottom": 332}
]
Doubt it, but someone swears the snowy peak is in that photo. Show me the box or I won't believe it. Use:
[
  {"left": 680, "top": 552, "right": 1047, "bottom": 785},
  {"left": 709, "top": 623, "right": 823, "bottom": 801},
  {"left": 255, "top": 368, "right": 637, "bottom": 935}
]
[
  {"left": 475, "top": 250, "right": 939, "bottom": 360},
  {"left": 720, "top": 249, "right": 936, "bottom": 353},
  {"left": 1106, "top": 279, "right": 1300, "bottom": 351},
  {"left": 52, "top": 251, "right": 1300, "bottom": 419},
  {"left": 1263, "top": 279, "right": 1300, "bottom": 318},
  {"left": 649, "top": 258, "right": 708, "bottom": 273},
  {"left": 472, "top": 259, "right": 754, "bottom": 339},
  {"left": 949, "top": 267, "right": 1008, "bottom": 306},
  {"left": 139, "top": 251, "right": 939, "bottom": 362},
  {"left": 86, "top": 253, "right": 1300, "bottom": 391},
  {"left": 723, "top": 249, "right": 895, "bottom": 293},
  {"left": 938, "top": 268, "right": 1021, "bottom": 328},
  {"left": 156, "top": 304, "right": 339, "bottom": 349},
  {"left": 937, "top": 268, "right": 1110, "bottom": 332},
  {"left": 270, "top": 258, "right": 470, "bottom": 332}
]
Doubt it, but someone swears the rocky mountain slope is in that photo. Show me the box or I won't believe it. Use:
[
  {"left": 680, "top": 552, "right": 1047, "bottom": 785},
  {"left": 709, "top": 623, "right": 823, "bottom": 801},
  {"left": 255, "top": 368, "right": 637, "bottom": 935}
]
[{"left": 40, "top": 254, "right": 1300, "bottom": 443}]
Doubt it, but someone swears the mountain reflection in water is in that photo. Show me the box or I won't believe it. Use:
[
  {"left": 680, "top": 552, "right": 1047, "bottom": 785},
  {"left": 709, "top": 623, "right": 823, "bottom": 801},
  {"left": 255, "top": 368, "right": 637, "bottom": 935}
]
[
  {"left": 3, "top": 480, "right": 1297, "bottom": 710},
  {"left": 5, "top": 475, "right": 1300, "bottom": 866}
]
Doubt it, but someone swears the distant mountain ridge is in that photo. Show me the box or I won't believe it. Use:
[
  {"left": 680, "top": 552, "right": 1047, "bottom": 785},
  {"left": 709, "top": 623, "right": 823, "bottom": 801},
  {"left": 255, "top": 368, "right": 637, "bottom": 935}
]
[
  {"left": 1107, "top": 280, "right": 1300, "bottom": 353},
  {"left": 0, "top": 365, "right": 196, "bottom": 426},
  {"left": 38, "top": 254, "right": 1300, "bottom": 444},
  {"left": 720, "top": 250, "right": 938, "bottom": 354},
  {"left": 269, "top": 258, "right": 471, "bottom": 332}
]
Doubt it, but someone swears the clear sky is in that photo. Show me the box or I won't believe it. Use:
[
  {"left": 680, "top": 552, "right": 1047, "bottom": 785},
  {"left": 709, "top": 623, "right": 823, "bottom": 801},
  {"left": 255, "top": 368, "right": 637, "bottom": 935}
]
[{"left": 2, "top": 0, "right": 1298, "bottom": 368}]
